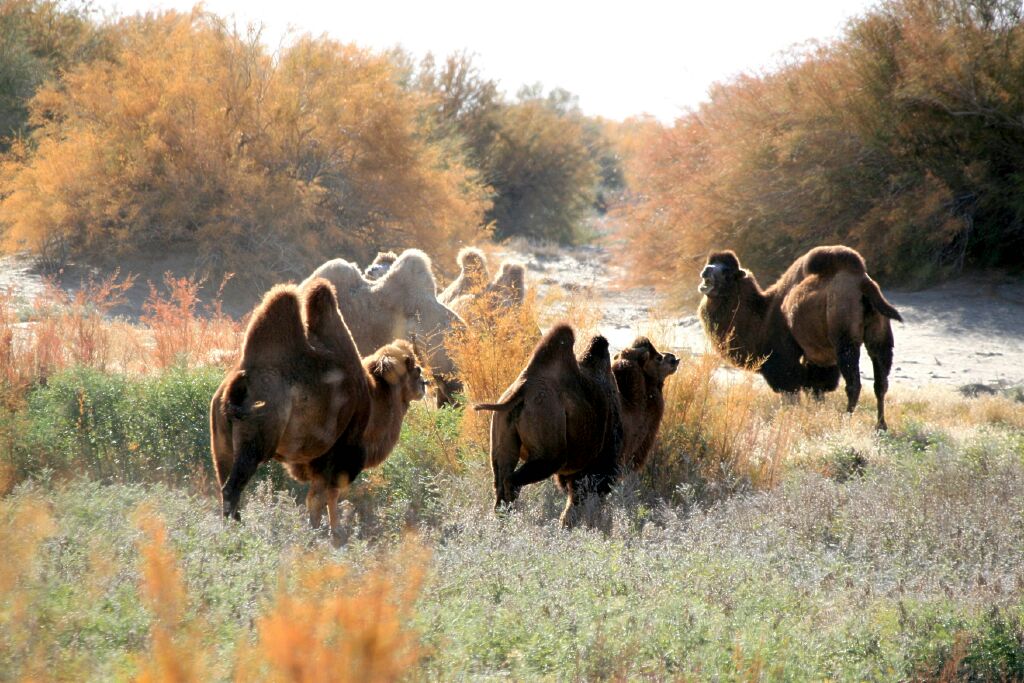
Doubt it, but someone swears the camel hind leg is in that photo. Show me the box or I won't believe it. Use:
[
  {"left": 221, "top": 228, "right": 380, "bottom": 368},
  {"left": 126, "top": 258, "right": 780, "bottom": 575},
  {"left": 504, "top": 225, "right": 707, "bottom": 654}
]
[
  {"left": 836, "top": 335, "right": 862, "bottom": 415},
  {"left": 509, "top": 404, "right": 568, "bottom": 496},
  {"left": 865, "top": 315, "right": 895, "bottom": 431},
  {"left": 827, "top": 276, "right": 865, "bottom": 415},
  {"left": 489, "top": 414, "right": 522, "bottom": 510}
]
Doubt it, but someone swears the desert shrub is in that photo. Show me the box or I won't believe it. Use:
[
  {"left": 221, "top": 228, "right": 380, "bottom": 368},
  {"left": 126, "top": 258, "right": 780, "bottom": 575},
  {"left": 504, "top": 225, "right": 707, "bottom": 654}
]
[
  {"left": 0, "top": 0, "right": 111, "bottom": 151},
  {"left": 412, "top": 53, "right": 605, "bottom": 245},
  {"left": 483, "top": 91, "right": 600, "bottom": 243},
  {"left": 8, "top": 366, "right": 220, "bottom": 484},
  {"left": 0, "top": 9, "right": 487, "bottom": 281},
  {"left": 620, "top": 0, "right": 1024, "bottom": 301}
]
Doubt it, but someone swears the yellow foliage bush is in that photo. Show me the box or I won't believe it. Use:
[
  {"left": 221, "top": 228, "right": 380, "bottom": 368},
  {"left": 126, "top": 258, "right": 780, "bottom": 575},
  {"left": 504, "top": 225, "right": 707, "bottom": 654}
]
[{"left": 0, "top": 9, "right": 487, "bottom": 281}]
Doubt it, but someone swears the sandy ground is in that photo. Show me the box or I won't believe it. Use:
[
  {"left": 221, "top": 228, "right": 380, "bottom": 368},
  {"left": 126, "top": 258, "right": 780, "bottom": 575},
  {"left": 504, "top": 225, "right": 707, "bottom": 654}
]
[{"left": 4, "top": 248, "right": 1024, "bottom": 392}]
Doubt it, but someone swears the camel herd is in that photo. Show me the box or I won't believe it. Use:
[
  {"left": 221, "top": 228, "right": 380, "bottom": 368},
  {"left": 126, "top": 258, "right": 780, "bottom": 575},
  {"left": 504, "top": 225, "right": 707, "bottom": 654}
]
[{"left": 210, "top": 244, "right": 901, "bottom": 541}]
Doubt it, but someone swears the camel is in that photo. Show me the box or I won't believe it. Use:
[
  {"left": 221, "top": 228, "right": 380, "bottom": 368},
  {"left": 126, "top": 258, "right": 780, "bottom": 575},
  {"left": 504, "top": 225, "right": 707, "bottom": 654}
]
[
  {"left": 612, "top": 337, "right": 680, "bottom": 471},
  {"left": 475, "top": 324, "right": 623, "bottom": 527},
  {"left": 697, "top": 245, "right": 902, "bottom": 429},
  {"left": 448, "top": 254, "right": 528, "bottom": 317},
  {"left": 304, "top": 249, "right": 465, "bottom": 406},
  {"left": 209, "top": 279, "right": 426, "bottom": 543},
  {"left": 439, "top": 247, "right": 489, "bottom": 306}
]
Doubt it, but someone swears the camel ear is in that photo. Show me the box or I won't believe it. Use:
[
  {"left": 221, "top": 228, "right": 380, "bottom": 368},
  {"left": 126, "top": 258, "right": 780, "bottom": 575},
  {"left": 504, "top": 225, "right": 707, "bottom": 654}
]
[{"left": 735, "top": 268, "right": 748, "bottom": 279}]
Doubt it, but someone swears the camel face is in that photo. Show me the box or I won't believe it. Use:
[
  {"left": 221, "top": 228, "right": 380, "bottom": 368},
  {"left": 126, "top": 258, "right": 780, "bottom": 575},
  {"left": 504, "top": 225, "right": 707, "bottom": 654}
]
[
  {"left": 649, "top": 350, "right": 680, "bottom": 382},
  {"left": 615, "top": 339, "right": 680, "bottom": 385},
  {"left": 405, "top": 363, "right": 429, "bottom": 402},
  {"left": 699, "top": 251, "right": 745, "bottom": 297}
]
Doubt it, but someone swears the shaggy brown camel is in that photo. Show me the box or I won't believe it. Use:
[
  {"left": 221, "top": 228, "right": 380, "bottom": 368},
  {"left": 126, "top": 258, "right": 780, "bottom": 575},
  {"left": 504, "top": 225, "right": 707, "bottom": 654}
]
[
  {"left": 698, "top": 245, "right": 902, "bottom": 429},
  {"left": 613, "top": 337, "right": 680, "bottom": 471},
  {"left": 475, "top": 324, "right": 623, "bottom": 527},
  {"left": 304, "top": 249, "right": 464, "bottom": 406},
  {"left": 209, "top": 279, "right": 426, "bottom": 543}
]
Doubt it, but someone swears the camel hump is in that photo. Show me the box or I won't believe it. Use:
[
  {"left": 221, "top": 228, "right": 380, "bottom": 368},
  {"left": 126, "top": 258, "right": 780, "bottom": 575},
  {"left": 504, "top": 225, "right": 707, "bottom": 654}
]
[
  {"left": 527, "top": 324, "right": 577, "bottom": 370},
  {"left": 377, "top": 249, "right": 439, "bottom": 296},
  {"left": 241, "top": 285, "right": 306, "bottom": 367},
  {"left": 860, "top": 277, "right": 903, "bottom": 322},
  {"left": 302, "top": 278, "right": 357, "bottom": 356},
  {"left": 578, "top": 335, "right": 611, "bottom": 373},
  {"left": 804, "top": 246, "right": 867, "bottom": 277},
  {"left": 458, "top": 246, "right": 488, "bottom": 273}
]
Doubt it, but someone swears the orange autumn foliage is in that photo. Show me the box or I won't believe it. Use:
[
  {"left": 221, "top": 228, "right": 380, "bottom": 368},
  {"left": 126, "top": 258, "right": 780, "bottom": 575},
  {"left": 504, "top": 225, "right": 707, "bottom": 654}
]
[
  {"left": 618, "top": 0, "right": 1024, "bottom": 302},
  {"left": 0, "top": 8, "right": 487, "bottom": 281}
]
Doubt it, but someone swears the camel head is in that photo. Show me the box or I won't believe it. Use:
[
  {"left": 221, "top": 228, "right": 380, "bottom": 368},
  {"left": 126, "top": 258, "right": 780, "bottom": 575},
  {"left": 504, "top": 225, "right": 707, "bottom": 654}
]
[
  {"left": 364, "top": 251, "right": 398, "bottom": 280},
  {"left": 616, "top": 337, "right": 680, "bottom": 385},
  {"left": 699, "top": 251, "right": 746, "bottom": 297},
  {"left": 457, "top": 247, "right": 489, "bottom": 280},
  {"left": 368, "top": 339, "right": 428, "bottom": 403}
]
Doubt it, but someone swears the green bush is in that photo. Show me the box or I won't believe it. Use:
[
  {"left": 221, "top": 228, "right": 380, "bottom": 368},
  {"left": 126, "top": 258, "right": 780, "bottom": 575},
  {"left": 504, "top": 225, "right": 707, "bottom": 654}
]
[{"left": 3, "top": 365, "right": 297, "bottom": 490}]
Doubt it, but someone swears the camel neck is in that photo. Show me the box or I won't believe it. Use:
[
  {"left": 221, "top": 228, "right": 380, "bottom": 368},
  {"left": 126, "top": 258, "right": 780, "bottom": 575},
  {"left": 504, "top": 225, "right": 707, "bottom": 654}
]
[{"left": 700, "top": 278, "right": 773, "bottom": 363}]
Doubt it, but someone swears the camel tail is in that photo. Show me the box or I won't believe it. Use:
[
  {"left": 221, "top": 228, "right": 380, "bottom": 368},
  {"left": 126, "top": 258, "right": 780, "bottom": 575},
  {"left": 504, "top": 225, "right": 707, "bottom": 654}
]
[
  {"left": 473, "top": 398, "right": 520, "bottom": 412},
  {"left": 861, "top": 277, "right": 903, "bottom": 322},
  {"left": 223, "top": 371, "right": 251, "bottom": 419}
]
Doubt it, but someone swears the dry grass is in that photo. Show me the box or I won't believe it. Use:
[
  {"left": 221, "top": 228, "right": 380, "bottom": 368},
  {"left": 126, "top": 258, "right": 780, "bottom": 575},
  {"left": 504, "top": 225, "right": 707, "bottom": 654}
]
[
  {"left": 446, "top": 283, "right": 599, "bottom": 450},
  {"left": 0, "top": 273, "right": 241, "bottom": 393},
  {"left": 0, "top": 496, "right": 426, "bottom": 682},
  {"left": 141, "top": 273, "right": 240, "bottom": 370}
]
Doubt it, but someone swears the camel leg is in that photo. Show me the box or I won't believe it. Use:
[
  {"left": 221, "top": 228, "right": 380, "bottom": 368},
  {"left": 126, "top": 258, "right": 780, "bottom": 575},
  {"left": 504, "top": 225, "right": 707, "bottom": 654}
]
[
  {"left": 804, "top": 364, "right": 840, "bottom": 400},
  {"left": 309, "top": 439, "right": 366, "bottom": 545},
  {"left": 489, "top": 416, "right": 522, "bottom": 510},
  {"left": 307, "top": 477, "right": 328, "bottom": 529},
  {"left": 836, "top": 337, "right": 862, "bottom": 414},
  {"left": 559, "top": 469, "right": 616, "bottom": 529},
  {"left": 221, "top": 426, "right": 277, "bottom": 521},
  {"left": 560, "top": 475, "right": 585, "bottom": 529},
  {"left": 509, "top": 450, "right": 566, "bottom": 494},
  {"left": 865, "top": 322, "right": 895, "bottom": 431},
  {"left": 324, "top": 485, "right": 351, "bottom": 548}
]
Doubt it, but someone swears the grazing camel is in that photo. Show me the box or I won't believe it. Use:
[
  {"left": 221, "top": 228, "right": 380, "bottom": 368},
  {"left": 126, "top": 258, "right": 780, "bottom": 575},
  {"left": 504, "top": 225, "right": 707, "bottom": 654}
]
[
  {"left": 698, "top": 245, "right": 901, "bottom": 429},
  {"left": 304, "top": 249, "right": 464, "bottom": 406},
  {"left": 475, "top": 324, "right": 623, "bottom": 527},
  {"left": 210, "top": 279, "right": 426, "bottom": 543}
]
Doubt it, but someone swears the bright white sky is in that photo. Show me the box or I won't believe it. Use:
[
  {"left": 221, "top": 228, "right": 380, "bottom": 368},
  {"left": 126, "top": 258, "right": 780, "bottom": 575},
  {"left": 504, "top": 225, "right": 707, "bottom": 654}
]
[{"left": 93, "top": 0, "right": 877, "bottom": 122}]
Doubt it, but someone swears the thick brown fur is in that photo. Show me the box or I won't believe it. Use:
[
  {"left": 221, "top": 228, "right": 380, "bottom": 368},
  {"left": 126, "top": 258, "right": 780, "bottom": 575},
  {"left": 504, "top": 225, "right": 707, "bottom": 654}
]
[
  {"left": 474, "top": 324, "right": 623, "bottom": 527},
  {"left": 363, "top": 250, "right": 398, "bottom": 280},
  {"left": 697, "top": 245, "right": 901, "bottom": 429},
  {"left": 210, "top": 279, "right": 426, "bottom": 544},
  {"left": 439, "top": 247, "right": 490, "bottom": 306},
  {"left": 304, "top": 249, "right": 465, "bottom": 407},
  {"left": 612, "top": 338, "right": 680, "bottom": 471}
]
